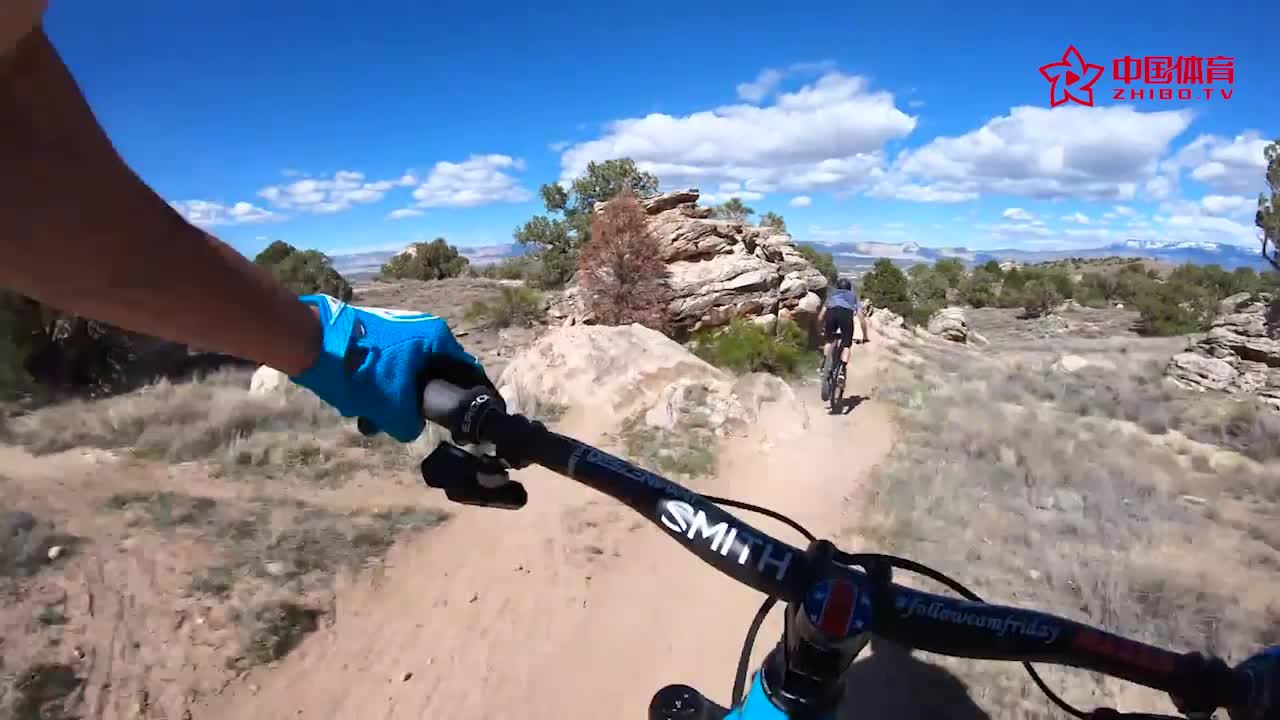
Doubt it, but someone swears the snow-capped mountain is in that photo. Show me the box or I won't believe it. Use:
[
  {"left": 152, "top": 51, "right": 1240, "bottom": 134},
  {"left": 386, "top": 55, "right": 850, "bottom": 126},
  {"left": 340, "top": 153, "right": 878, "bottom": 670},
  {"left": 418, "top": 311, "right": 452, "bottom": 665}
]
[
  {"left": 327, "top": 237, "right": 1272, "bottom": 281},
  {"left": 808, "top": 239, "right": 1272, "bottom": 272}
]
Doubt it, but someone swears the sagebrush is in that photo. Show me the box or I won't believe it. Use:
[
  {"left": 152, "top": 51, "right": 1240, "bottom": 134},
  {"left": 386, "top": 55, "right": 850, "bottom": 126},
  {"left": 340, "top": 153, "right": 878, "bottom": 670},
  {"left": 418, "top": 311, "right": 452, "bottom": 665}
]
[{"left": 579, "top": 189, "right": 671, "bottom": 330}]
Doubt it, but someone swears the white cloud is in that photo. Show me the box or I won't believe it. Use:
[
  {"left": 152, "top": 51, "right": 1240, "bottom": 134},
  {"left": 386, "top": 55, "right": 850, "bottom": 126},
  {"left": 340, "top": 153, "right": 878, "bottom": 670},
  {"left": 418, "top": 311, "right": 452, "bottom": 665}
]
[
  {"left": 977, "top": 221, "right": 1053, "bottom": 242},
  {"left": 1061, "top": 211, "right": 1090, "bottom": 224},
  {"left": 789, "top": 195, "right": 813, "bottom": 208},
  {"left": 1143, "top": 175, "right": 1176, "bottom": 201},
  {"left": 806, "top": 223, "right": 863, "bottom": 242},
  {"left": 907, "top": 99, "right": 926, "bottom": 109},
  {"left": 701, "top": 182, "right": 766, "bottom": 204},
  {"left": 1200, "top": 194, "right": 1257, "bottom": 218},
  {"left": 258, "top": 170, "right": 415, "bottom": 214},
  {"left": 1168, "top": 131, "right": 1270, "bottom": 193},
  {"left": 871, "top": 182, "right": 975, "bottom": 202},
  {"left": 170, "top": 199, "right": 280, "bottom": 227},
  {"left": 548, "top": 140, "right": 571, "bottom": 152},
  {"left": 408, "top": 154, "right": 531, "bottom": 208},
  {"left": 736, "top": 68, "right": 785, "bottom": 103},
  {"left": 871, "top": 105, "right": 1193, "bottom": 203},
  {"left": 387, "top": 208, "right": 425, "bottom": 220},
  {"left": 1002, "top": 207, "right": 1034, "bottom": 222},
  {"left": 559, "top": 70, "right": 917, "bottom": 196},
  {"left": 1099, "top": 204, "right": 1138, "bottom": 223},
  {"left": 1153, "top": 198, "right": 1258, "bottom": 246}
]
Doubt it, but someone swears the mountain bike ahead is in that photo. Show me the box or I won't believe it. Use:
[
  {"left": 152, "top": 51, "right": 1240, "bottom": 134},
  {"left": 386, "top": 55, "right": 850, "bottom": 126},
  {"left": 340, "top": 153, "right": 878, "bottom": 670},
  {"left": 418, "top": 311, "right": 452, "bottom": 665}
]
[
  {"left": 416, "top": 381, "right": 1254, "bottom": 720},
  {"left": 819, "top": 339, "right": 845, "bottom": 415},
  {"left": 819, "top": 337, "right": 865, "bottom": 416}
]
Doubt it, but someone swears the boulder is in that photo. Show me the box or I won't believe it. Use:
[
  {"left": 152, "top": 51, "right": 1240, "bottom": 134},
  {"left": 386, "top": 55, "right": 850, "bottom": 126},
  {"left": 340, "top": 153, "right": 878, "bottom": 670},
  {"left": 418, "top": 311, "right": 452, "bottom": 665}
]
[
  {"left": 1218, "top": 291, "right": 1254, "bottom": 315},
  {"left": 927, "top": 307, "right": 969, "bottom": 343},
  {"left": 639, "top": 189, "right": 701, "bottom": 215},
  {"left": 752, "top": 313, "right": 778, "bottom": 335},
  {"left": 249, "top": 365, "right": 289, "bottom": 396},
  {"left": 496, "top": 324, "right": 806, "bottom": 437},
  {"left": 1166, "top": 294, "right": 1280, "bottom": 406},
  {"left": 1051, "top": 354, "right": 1117, "bottom": 374}
]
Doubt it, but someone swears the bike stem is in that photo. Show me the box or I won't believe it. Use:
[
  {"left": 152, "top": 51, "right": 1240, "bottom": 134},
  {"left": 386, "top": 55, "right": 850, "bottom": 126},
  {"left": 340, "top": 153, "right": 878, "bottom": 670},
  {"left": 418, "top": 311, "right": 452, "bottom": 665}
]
[{"left": 758, "top": 541, "right": 872, "bottom": 718}]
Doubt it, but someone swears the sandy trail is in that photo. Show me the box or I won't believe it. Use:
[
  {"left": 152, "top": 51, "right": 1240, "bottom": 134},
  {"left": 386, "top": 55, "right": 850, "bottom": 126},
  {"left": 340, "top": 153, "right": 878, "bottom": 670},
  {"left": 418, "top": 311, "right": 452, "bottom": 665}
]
[{"left": 201, "top": 349, "right": 894, "bottom": 719}]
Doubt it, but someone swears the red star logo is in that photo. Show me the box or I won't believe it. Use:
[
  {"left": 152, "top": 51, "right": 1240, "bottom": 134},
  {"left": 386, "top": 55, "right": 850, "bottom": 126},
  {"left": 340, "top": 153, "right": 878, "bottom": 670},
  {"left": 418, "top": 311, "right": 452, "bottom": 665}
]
[{"left": 1040, "top": 45, "right": 1105, "bottom": 107}]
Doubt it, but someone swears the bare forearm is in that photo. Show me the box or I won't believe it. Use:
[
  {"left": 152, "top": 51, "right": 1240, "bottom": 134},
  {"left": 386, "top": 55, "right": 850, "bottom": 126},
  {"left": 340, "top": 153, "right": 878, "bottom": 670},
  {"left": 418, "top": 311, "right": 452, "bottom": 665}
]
[{"left": 0, "top": 29, "right": 320, "bottom": 375}]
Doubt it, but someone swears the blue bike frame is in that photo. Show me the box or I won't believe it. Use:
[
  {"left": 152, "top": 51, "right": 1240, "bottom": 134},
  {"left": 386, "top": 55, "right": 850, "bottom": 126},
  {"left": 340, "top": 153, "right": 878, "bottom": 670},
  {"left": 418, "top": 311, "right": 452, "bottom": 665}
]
[{"left": 723, "top": 676, "right": 800, "bottom": 720}]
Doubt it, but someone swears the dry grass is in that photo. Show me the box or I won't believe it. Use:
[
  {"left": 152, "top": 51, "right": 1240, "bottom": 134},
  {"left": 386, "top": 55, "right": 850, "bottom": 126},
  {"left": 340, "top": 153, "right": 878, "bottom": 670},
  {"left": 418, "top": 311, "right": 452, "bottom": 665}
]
[
  {"left": 6, "top": 662, "right": 80, "bottom": 720},
  {"left": 102, "top": 490, "right": 448, "bottom": 600},
  {"left": 0, "top": 510, "right": 78, "bottom": 582},
  {"left": 617, "top": 412, "right": 718, "bottom": 479},
  {"left": 100, "top": 489, "right": 448, "bottom": 673},
  {"left": 5, "top": 367, "right": 447, "bottom": 484},
  {"left": 854, "top": 338, "right": 1280, "bottom": 718},
  {"left": 612, "top": 381, "right": 730, "bottom": 480}
]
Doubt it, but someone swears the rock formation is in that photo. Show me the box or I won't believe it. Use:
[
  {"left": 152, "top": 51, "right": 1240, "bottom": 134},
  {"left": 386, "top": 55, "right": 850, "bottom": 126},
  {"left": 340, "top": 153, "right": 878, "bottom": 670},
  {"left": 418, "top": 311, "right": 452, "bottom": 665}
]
[
  {"left": 496, "top": 323, "right": 807, "bottom": 443},
  {"left": 547, "top": 189, "right": 829, "bottom": 337},
  {"left": 926, "top": 307, "right": 970, "bottom": 343},
  {"left": 1166, "top": 292, "right": 1280, "bottom": 406}
]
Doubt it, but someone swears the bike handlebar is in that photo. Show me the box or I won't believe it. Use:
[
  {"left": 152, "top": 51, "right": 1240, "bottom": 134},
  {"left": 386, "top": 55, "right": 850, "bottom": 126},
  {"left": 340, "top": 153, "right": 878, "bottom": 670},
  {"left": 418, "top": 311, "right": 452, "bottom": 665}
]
[{"left": 420, "top": 380, "right": 1249, "bottom": 716}]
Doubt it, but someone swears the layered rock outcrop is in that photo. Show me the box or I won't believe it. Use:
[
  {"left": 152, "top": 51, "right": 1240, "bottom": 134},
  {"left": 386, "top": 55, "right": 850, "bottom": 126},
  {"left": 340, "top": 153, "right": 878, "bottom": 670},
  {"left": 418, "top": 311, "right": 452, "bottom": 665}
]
[
  {"left": 1166, "top": 293, "right": 1280, "bottom": 406},
  {"left": 547, "top": 189, "right": 829, "bottom": 336}
]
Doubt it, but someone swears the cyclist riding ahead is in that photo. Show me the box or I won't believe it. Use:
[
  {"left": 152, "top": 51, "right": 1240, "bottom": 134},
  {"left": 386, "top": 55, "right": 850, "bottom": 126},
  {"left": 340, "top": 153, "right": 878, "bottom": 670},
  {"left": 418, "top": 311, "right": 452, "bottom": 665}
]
[
  {"left": 817, "top": 279, "right": 869, "bottom": 391},
  {"left": 4, "top": 9, "right": 1280, "bottom": 720}
]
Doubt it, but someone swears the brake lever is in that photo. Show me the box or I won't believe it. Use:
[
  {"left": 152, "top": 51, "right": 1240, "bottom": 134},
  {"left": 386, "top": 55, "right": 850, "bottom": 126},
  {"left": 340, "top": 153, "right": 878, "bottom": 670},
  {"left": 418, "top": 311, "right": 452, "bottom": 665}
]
[{"left": 420, "top": 442, "right": 528, "bottom": 510}]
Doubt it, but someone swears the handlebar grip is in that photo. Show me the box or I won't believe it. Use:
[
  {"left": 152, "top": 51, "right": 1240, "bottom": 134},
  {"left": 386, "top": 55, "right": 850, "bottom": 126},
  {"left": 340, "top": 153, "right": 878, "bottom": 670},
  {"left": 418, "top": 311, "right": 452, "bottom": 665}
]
[
  {"left": 421, "top": 379, "right": 507, "bottom": 445},
  {"left": 422, "top": 379, "right": 469, "bottom": 428}
]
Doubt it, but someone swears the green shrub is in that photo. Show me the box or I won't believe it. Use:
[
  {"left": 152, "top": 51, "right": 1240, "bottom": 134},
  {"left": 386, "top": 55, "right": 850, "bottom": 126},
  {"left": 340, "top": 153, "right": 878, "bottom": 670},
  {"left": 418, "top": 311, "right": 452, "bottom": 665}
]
[
  {"left": 1021, "top": 279, "right": 1063, "bottom": 318},
  {"left": 1134, "top": 282, "right": 1215, "bottom": 336},
  {"left": 691, "top": 318, "right": 812, "bottom": 377},
  {"left": 995, "top": 284, "right": 1025, "bottom": 309},
  {"left": 380, "top": 238, "right": 470, "bottom": 281},
  {"left": 932, "top": 258, "right": 966, "bottom": 289},
  {"left": 959, "top": 269, "right": 997, "bottom": 308},
  {"left": 253, "top": 241, "right": 353, "bottom": 300},
  {"left": 464, "top": 286, "right": 545, "bottom": 329},
  {"left": 907, "top": 303, "right": 943, "bottom": 328},
  {"left": 476, "top": 255, "right": 542, "bottom": 283},
  {"left": 0, "top": 292, "right": 141, "bottom": 396},
  {"left": 797, "top": 245, "right": 839, "bottom": 285},
  {"left": 0, "top": 295, "right": 36, "bottom": 397},
  {"left": 861, "top": 259, "right": 910, "bottom": 307},
  {"left": 908, "top": 265, "right": 948, "bottom": 306}
]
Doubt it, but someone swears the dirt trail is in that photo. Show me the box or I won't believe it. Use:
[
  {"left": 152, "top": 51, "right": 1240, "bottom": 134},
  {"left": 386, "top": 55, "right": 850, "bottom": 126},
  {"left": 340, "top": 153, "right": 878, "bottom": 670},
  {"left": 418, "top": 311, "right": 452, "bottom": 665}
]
[{"left": 200, "top": 350, "right": 894, "bottom": 719}]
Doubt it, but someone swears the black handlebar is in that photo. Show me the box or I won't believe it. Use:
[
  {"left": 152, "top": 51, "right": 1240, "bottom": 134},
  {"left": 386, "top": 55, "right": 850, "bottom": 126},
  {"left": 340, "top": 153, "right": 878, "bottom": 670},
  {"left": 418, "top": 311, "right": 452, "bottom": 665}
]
[{"left": 418, "top": 380, "right": 1250, "bottom": 716}]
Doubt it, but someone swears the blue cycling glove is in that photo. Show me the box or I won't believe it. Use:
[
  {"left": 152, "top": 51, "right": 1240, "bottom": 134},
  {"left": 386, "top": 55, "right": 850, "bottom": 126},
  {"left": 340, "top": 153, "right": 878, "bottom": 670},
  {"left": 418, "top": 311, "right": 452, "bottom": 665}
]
[
  {"left": 291, "top": 294, "right": 494, "bottom": 442},
  {"left": 1232, "top": 646, "right": 1280, "bottom": 720}
]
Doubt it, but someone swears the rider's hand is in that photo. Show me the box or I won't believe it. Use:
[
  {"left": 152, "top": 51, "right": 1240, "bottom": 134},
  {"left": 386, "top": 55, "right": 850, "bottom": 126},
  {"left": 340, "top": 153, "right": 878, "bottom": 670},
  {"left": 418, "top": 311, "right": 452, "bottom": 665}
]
[
  {"left": 291, "top": 294, "right": 496, "bottom": 442},
  {"left": 1231, "top": 647, "right": 1280, "bottom": 720}
]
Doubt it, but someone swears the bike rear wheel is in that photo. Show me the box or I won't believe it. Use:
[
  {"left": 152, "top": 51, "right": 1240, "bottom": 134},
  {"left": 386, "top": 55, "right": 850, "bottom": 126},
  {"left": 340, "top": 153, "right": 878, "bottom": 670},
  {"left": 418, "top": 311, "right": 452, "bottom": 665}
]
[
  {"left": 820, "top": 343, "right": 839, "bottom": 403},
  {"left": 828, "top": 361, "right": 843, "bottom": 414}
]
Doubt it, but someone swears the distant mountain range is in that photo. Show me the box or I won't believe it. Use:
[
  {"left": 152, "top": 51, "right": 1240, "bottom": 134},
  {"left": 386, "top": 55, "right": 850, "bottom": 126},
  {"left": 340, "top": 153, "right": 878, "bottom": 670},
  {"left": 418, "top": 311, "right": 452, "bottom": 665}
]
[
  {"left": 806, "top": 239, "right": 1273, "bottom": 272},
  {"left": 330, "top": 243, "right": 527, "bottom": 279},
  {"left": 328, "top": 238, "right": 1273, "bottom": 280}
]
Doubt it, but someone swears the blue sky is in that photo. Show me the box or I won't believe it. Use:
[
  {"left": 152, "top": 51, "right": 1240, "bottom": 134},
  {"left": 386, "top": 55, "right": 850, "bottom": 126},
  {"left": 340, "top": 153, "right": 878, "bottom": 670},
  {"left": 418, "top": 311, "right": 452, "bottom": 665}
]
[{"left": 47, "top": 0, "right": 1276, "bottom": 258}]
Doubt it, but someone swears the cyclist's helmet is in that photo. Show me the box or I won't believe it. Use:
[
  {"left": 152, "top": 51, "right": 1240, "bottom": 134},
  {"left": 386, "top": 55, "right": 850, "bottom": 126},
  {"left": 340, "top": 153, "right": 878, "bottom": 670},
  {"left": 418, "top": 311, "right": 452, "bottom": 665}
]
[{"left": 836, "top": 278, "right": 853, "bottom": 291}]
